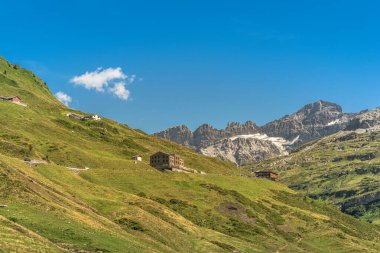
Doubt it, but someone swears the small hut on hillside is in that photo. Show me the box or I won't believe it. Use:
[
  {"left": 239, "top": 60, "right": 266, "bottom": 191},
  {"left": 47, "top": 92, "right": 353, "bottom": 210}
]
[
  {"left": 132, "top": 155, "right": 142, "bottom": 161},
  {"left": 66, "top": 113, "right": 101, "bottom": 121},
  {"left": 254, "top": 171, "right": 279, "bottom": 181},
  {"left": 0, "top": 96, "right": 26, "bottom": 106},
  {"left": 83, "top": 114, "right": 101, "bottom": 121}
]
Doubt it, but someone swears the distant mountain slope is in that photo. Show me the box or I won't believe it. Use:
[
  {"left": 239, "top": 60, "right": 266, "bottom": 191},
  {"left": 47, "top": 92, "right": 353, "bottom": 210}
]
[
  {"left": 156, "top": 121, "right": 260, "bottom": 151},
  {"left": 1, "top": 56, "right": 380, "bottom": 252},
  {"left": 261, "top": 100, "right": 354, "bottom": 146},
  {"left": 155, "top": 100, "right": 376, "bottom": 165},
  {"left": 346, "top": 107, "right": 380, "bottom": 130},
  {"left": 201, "top": 133, "right": 291, "bottom": 165},
  {"left": 249, "top": 129, "right": 380, "bottom": 224}
]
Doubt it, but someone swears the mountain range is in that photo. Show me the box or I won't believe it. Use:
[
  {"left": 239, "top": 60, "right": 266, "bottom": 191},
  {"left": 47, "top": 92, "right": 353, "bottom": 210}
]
[{"left": 155, "top": 101, "right": 380, "bottom": 165}]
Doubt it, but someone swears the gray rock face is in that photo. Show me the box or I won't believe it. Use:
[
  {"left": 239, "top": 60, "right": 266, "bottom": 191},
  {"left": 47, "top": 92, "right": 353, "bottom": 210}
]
[
  {"left": 155, "top": 121, "right": 260, "bottom": 151},
  {"left": 154, "top": 100, "right": 380, "bottom": 165},
  {"left": 192, "top": 121, "right": 260, "bottom": 149},
  {"left": 201, "top": 134, "right": 289, "bottom": 165},
  {"left": 346, "top": 107, "right": 380, "bottom": 131},
  {"left": 154, "top": 125, "right": 194, "bottom": 149},
  {"left": 261, "top": 100, "right": 353, "bottom": 148}
]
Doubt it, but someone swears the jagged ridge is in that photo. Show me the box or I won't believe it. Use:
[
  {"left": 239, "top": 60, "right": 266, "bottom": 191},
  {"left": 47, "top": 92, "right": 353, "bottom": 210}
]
[{"left": 155, "top": 100, "right": 379, "bottom": 165}]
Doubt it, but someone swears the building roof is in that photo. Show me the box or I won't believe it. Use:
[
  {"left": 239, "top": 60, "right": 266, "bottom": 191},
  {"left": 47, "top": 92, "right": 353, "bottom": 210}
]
[
  {"left": 151, "top": 151, "right": 170, "bottom": 156},
  {"left": 255, "top": 171, "right": 278, "bottom": 175},
  {"left": 151, "top": 152, "right": 183, "bottom": 159},
  {"left": 0, "top": 96, "right": 21, "bottom": 100}
]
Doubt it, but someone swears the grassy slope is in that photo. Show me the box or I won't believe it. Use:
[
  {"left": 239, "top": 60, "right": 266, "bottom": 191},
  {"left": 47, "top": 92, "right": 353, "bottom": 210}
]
[
  {"left": 0, "top": 56, "right": 380, "bottom": 252},
  {"left": 249, "top": 130, "right": 380, "bottom": 224}
]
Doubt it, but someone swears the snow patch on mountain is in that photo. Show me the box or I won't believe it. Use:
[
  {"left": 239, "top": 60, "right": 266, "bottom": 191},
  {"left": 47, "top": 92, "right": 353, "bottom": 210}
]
[
  {"left": 327, "top": 119, "right": 341, "bottom": 126},
  {"left": 229, "top": 133, "right": 295, "bottom": 152},
  {"left": 200, "top": 133, "right": 298, "bottom": 165}
]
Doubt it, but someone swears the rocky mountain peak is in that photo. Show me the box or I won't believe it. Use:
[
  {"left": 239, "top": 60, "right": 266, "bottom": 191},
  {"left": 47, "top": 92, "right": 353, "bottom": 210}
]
[
  {"left": 192, "top": 124, "right": 226, "bottom": 149},
  {"left": 158, "top": 124, "right": 192, "bottom": 135},
  {"left": 261, "top": 100, "right": 346, "bottom": 143},
  {"left": 225, "top": 121, "right": 259, "bottom": 134},
  {"left": 171, "top": 124, "right": 191, "bottom": 131},
  {"left": 298, "top": 100, "right": 342, "bottom": 116},
  {"left": 268, "top": 101, "right": 342, "bottom": 125},
  {"left": 154, "top": 125, "right": 193, "bottom": 148},
  {"left": 226, "top": 122, "right": 242, "bottom": 129},
  {"left": 194, "top": 123, "right": 217, "bottom": 133}
]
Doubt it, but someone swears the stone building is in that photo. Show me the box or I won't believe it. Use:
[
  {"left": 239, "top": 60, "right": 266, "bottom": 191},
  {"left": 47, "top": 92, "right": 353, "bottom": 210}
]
[
  {"left": 254, "top": 171, "right": 279, "bottom": 181},
  {"left": 150, "top": 152, "right": 184, "bottom": 170}
]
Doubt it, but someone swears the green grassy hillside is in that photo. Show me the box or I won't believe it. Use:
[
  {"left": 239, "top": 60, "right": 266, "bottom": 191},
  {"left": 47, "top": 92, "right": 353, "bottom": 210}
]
[
  {"left": 249, "top": 130, "right": 380, "bottom": 225},
  {"left": 1, "top": 56, "right": 380, "bottom": 252}
]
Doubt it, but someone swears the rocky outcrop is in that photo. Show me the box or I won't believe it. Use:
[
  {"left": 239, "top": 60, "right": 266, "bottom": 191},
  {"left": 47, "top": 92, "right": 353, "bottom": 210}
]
[
  {"left": 192, "top": 124, "right": 228, "bottom": 149},
  {"left": 154, "top": 125, "right": 194, "bottom": 149},
  {"left": 341, "top": 191, "right": 380, "bottom": 210},
  {"left": 345, "top": 107, "right": 380, "bottom": 131}
]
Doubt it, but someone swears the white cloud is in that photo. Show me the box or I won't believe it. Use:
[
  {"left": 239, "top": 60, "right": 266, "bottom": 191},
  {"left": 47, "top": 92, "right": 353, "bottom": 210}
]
[
  {"left": 70, "top": 67, "right": 136, "bottom": 101},
  {"left": 70, "top": 67, "right": 127, "bottom": 91},
  {"left": 109, "top": 82, "right": 130, "bottom": 100},
  {"left": 55, "top": 91, "right": 72, "bottom": 106}
]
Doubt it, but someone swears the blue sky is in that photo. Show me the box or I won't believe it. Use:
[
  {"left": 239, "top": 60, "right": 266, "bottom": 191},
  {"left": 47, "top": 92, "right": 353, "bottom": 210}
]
[{"left": 2, "top": 0, "right": 380, "bottom": 133}]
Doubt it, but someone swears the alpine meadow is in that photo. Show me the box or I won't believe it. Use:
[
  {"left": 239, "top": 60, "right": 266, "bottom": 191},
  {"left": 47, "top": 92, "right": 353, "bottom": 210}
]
[{"left": 2, "top": 1, "right": 380, "bottom": 252}]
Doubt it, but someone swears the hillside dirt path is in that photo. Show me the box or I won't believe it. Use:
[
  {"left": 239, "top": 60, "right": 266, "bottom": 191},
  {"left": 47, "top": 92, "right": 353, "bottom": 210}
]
[{"left": 66, "top": 167, "right": 90, "bottom": 173}]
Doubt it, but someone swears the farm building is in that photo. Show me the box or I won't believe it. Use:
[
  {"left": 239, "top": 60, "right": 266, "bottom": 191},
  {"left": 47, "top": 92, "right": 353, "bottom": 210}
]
[
  {"left": 0, "top": 96, "right": 26, "bottom": 106},
  {"left": 93, "top": 115, "right": 101, "bottom": 120},
  {"left": 132, "top": 155, "right": 142, "bottom": 161},
  {"left": 254, "top": 171, "right": 279, "bottom": 181},
  {"left": 150, "top": 152, "right": 184, "bottom": 170},
  {"left": 83, "top": 114, "right": 101, "bottom": 121},
  {"left": 66, "top": 113, "right": 101, "bottom": 121}
]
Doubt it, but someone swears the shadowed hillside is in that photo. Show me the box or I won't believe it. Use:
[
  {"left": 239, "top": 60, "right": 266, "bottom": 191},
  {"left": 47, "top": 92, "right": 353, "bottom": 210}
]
[{"left": 249, "top": 129, "right": 380, "bottom": 224}]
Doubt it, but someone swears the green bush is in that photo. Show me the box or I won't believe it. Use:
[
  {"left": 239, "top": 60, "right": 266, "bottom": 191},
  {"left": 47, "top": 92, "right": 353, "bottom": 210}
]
[{"left": 115, "top": 218, "right": 146, "bottom": 232}]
